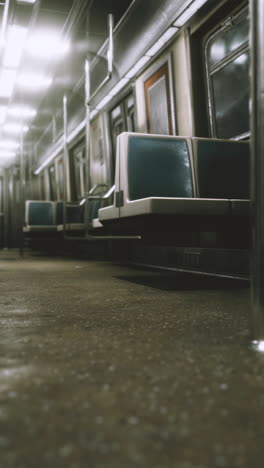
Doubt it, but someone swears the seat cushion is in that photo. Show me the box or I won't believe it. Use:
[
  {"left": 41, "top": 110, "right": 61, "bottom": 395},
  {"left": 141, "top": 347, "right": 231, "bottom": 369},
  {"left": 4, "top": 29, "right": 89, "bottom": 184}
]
[
  {"left": 127, "top": 136, "right": 194, "bottom": 200},
  {"left": 27, "top": 202, "right": 54, "bottom": 226},
  {"left": 195, "top": 139, "right": 249, "bottom": 199}
]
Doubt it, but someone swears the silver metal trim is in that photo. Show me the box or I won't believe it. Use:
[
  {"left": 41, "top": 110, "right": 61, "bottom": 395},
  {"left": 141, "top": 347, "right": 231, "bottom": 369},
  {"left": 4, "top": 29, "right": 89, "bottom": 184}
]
[
  {"left": 250, "top": 0, "right": 264, "bottom": 343},
  {"left": 88, "top": 14, "right": 114, "bottom": 104},
  {"left": 204, "top": 7, "right": 249, "bottom": 138}
]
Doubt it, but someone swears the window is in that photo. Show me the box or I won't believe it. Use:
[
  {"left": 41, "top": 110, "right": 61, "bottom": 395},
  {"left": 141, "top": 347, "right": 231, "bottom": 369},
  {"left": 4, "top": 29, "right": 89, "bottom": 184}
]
[
  {"left": 71, "top": 140, "right": 86, "bottom": 201},
  {"left": 205, "top": 8, "right": 249, "bottom": 139},
  {"left": 56, "top": 157, "right": 64, "bottom": 200},
  {"left": 144, "top": 61, "right": 174, "bottom": 135},
  {"left": 109, "top": 93, "right": 135, "bottom": 158},
  {"left": 48, "top": 165, "right": 56, "bottom": 200}
]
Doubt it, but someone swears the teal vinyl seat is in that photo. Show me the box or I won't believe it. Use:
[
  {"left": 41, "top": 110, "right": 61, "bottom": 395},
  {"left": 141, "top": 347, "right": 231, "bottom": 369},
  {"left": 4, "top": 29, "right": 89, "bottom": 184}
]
[
  {"left": 192, "top": 138, "right": 250, "bottom": 216},
  {"left": 127, "top": 136, "right": 194, "bottom": 200},
  {"left": 99, "top": 132, "right": 231, "bottom": 225},
  {"left": 56, "top": 202, "right": 85, "bottom": 232},
  {"left": 23, "top": 201, "right": 57, "bottom": 232},
  {"left": 55, "top": 201, "right": 63, "bottom": 225}
]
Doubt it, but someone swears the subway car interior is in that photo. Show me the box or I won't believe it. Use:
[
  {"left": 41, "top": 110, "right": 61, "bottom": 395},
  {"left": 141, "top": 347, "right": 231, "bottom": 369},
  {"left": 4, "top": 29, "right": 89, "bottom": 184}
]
[{"left": 0, "top": 0, "right": 264, "bottom": 466}]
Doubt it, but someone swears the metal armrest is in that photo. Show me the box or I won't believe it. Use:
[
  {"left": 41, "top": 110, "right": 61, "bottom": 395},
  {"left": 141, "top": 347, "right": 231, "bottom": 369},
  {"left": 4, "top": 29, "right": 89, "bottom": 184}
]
[{"left": 88, "top": 184, "right": 115, "bottom": 201}]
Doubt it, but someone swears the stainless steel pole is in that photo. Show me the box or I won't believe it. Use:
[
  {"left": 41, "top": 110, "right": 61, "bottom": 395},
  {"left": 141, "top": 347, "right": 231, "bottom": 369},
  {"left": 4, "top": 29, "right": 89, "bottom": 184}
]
[
  {"left": 250, "top": 0, "right": 264, "bottom": 349},
  {"left": 84, "top": 58, "right": 91, "bottom": 235},
  {"left": 63, "top": 94, "right": 68, "bottom": 231}
]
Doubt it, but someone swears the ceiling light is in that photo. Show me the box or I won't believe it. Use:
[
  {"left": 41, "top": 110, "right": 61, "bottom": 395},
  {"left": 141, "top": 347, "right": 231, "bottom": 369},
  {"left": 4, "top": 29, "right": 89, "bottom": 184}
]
[
  {"left": 0, "top": 69, "right": 16, "bottom": 97},
  {"left": 0, "top": 106, "right": 7, "bottom": 124},
  {"left": 34, "top": 147, "right": 61, "bottom": 175},
  {"left": 146, "top": 27, "right": 178, "bottom": 57},
  {"left": 3, "top": 123, "right": 29, "bottom": 134},
  {"left": 18, "top": 72, "right": 52, "bottom": 90},
  {"left": 0, "top": 150, "right": 16, "bottom": 159},
  {"left": 173, "top": 0, "right": 207, "bottom": 27},
  {"left": 3, "top": 25, "right": 27, "bottom": 68},
  {"left": 125, "top": 55, "right": 151, "bottom": 80},
  {"left": 0, "top": 140, "right": 20, "bottom": 150},
  {"left": 16, "top": 0, "right": 37, "bottom": 4},
  {"left": 8, "top": 105, "right": 37, "bottom": 119},
  {"left": 26, "top": 31, "right": 70, "bottom": 59}
]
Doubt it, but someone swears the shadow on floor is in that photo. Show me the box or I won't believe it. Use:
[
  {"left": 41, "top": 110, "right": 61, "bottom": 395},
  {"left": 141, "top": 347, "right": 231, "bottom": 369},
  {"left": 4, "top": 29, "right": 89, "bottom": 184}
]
[{"left": 115, "top": 273, "right": 249, "bottom": 291}]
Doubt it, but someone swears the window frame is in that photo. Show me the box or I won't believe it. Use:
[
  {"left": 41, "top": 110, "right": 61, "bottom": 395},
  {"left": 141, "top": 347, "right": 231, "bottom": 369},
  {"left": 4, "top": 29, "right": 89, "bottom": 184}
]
[
  {"left": 142, "top": 52, "right": 176, "bottom": 136},
  {"left": 70, "top": 139, "right": 86, "bottom": 202},
  {"left": 109, "top": 91, "right": 135, "bottom": 159},
  {"left": 204, "top": 6, "right": 249, "bottom": 140}
]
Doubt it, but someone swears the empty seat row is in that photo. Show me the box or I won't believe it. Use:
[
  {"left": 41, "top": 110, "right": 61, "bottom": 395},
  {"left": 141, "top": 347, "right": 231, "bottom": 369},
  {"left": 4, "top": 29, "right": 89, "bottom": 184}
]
[
  {"left": 98, "top": 133, "right": 249, "bottom": 226},
  {"left": 23, "top": 201, "right": 85, "bottom": 233},
  {"left": 23, "top": 186, "right": 108, "bottom": 234}
]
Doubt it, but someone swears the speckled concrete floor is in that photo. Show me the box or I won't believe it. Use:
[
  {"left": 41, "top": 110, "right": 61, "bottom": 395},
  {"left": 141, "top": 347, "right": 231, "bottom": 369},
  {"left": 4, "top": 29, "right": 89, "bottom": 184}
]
[{"left": 0, "top": 250, "right": 262, "bottom": 468}]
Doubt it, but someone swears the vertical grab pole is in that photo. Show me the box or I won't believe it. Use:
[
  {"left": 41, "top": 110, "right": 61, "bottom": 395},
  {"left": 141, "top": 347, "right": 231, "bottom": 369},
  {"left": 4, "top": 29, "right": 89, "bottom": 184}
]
[
  {"left": 250, "top": 0, "right": 264, "bottom": 350},
  {"left": 84, "top": 59, "right": 91, "bottom": 236},
  {"left": 0, "top": 0, "right": 10, "bottom": 47},
  {"left": 20, "top": 123, "right": 25, "bottom": 210},
  {"left": 84, "top": 14, "right": 114, "bottom": 236},
  {"left": 107, "top": 13, "right": 114, "bottom": 75},
  {"left": 19, "top": 121, "right": 25, "bottom": 255},
  {"left": 63, "top": 95, "right": 68, "bottom": 232}
]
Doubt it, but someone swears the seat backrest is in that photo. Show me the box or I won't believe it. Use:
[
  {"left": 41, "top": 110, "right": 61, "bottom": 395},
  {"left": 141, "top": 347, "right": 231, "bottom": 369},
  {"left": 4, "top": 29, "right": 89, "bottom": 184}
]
[
  {"left": 66, "top": 204, "right": 84, "bottom": 223},
  {"left": 126, "top": 134, "right": 194, "bottom": 200},
  {"left": 55, "top": 201, "right": 63, "bottom": 225},
  {"left": 193, "top": 138, "right": 250, "bottom": 199},
  {"left": 26, "top": 201, "right": 54, "bottom": 226}
]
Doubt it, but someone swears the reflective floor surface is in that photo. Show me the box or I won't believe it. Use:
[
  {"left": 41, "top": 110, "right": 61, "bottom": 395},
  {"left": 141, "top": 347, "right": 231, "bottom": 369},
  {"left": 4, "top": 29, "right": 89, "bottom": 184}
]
[{"left": 0, "top": 250, "right": 262, "bottom": 468}]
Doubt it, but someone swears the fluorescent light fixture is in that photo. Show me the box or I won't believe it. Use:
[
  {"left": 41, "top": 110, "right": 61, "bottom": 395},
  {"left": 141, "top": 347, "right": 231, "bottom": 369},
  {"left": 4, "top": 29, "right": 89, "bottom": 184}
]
[
  {"left": 3, "top": 25, "right": 27, "bottom": 68},
  {"left": 8, "top": 105, "right": 37, "bottom": 119},
  {"left": 18, "top": 72, "right": 52, "bottom": 90},
  {"left": 146, "top": 27, "right": 178, "bottom": 57},
  {"left": 16, "top": 0, "right": 37, "bottom": 4},
  {"left": 90, "top": 109, "right": 99, "bottom": 120},
  {"left": 26, "top": 31, "right": 70, "bottom": 59},
  {"left": 0, "top": 106, "right": 7, "bottom": 124},
  {"left": 96, "top": 94, "right": 112, "bottom": 110},
  {"left": 173, "top": 0, "right": 208, "bottom": 27},
  {"left": 0, "top": 150, "right": 16, "bottom": 158},
  {"left": 35, "top": 117, "right": 87, "bottom": 174},
  {"left": 0, "top": 69, "right": 16, "bottom": 97},
  {"left": 3, "top": 123, "right": 29, "bottom": 134},
  {"left": 0, "top": 140, "right": 20, "bottom": 150},
  {"left": 125, "top": 55, "right": 151, "bottom": 80},
  {"left": 109, "top": 77, "right": 129, "bottom": 97},
  {"left": 34, "top": 142, "right": 63, "bottom": 175},
  {"left": 66, "top": 119, "right": 85, "bottom": 144},
  {"left": 235, "top": 53, "right": 248, "bottom": 65}
]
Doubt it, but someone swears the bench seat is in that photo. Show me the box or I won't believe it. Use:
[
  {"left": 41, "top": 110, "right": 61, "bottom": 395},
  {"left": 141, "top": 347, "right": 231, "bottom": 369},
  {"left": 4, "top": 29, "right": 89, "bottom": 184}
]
[
  {"left": 117, "top": 197, "right": 230, "bottom": 218},
  {"left": 57, "top": 223, "right": 85, "bottom": 232},
  {"left": 23, "top": 225, "right": 57, "bottom": 233},
  {"left": 24, "top": 201, "right": 57, "bottom": 233},
  {"left": 98, "top": 133, "right": 250, "bottom": 233}
]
